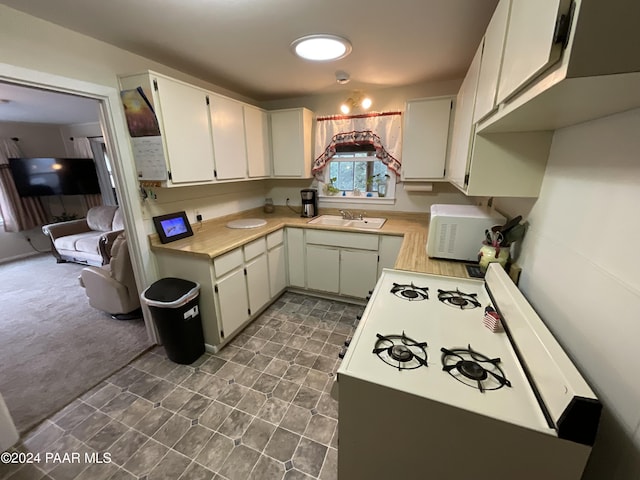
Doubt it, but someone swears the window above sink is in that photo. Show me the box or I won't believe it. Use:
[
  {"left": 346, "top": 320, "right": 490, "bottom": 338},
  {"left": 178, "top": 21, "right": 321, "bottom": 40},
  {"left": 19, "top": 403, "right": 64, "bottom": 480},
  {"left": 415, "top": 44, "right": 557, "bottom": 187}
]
[{"left": 318, "top": 146, "right": 396, "bottom": 205}]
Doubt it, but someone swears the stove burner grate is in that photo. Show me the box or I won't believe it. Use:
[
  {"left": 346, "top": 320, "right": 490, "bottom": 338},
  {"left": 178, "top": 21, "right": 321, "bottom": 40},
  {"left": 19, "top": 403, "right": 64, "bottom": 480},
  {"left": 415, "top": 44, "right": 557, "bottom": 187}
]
[
  {"left": 391, "top": 283, "right": 429, "bottom": 301},
  {"left": 437, "top": 288, "right": 481, "bottom": 309},
  {"left": 441, "top": 345, "right": 511, "bottom": 392},
  {"left": 373, "top": 332, "right": 428, "bottom": 370}
]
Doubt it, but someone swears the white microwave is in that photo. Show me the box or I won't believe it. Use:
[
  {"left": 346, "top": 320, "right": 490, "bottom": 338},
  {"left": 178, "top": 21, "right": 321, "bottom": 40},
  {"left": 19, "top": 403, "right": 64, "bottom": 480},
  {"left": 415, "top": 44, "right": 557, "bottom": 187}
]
[{"left": 426, "top": 204, "right": 505, "bottom": 261}]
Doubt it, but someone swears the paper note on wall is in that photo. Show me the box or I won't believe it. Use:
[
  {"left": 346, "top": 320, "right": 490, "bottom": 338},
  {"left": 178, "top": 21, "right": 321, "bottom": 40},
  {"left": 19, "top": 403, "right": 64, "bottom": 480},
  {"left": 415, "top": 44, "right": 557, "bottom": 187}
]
[{"left": 131, "top": 136, "right": 167, "bottom": 181}]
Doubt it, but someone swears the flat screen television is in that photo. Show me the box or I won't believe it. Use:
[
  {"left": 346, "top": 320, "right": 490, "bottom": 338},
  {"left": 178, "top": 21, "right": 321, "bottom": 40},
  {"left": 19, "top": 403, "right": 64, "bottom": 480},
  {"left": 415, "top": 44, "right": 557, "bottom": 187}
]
[{"left": 8, "top": 157, "right": 101, "bottom": 197}]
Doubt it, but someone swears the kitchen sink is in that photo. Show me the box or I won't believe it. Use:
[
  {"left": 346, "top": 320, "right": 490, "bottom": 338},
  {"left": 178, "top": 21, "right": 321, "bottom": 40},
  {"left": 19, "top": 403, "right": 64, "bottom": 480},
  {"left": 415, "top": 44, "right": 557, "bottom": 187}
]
[{"left": 307, "top": 215, "right": 387, "bottom": 230}]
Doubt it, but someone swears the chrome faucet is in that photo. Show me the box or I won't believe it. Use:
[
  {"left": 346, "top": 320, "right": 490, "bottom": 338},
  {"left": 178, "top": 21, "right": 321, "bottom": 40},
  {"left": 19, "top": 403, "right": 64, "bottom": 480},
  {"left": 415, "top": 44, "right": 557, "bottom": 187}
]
[
  {"left": 339, "top": 210, "right": 354, "bottom": 220},
  {"left": 357, "top": 211, "right": 367, "bottom": 220}
]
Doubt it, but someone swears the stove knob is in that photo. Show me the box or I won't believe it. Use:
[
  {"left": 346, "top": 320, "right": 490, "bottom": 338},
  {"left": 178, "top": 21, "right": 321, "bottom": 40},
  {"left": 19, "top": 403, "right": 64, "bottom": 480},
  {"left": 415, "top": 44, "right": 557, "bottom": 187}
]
[
  {"left": 338, "top": 347, "right": 347, "bottom": 359},
  {"left": 344, "top": 337, "right": 352, "bottom": 347}
]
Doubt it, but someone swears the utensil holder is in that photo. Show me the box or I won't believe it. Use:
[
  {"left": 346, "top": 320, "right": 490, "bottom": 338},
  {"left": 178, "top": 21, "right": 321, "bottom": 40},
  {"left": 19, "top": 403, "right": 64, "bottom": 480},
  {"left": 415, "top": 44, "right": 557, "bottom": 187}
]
[{"left": 478, "top": 243, "right": 510, "bottom": 272}]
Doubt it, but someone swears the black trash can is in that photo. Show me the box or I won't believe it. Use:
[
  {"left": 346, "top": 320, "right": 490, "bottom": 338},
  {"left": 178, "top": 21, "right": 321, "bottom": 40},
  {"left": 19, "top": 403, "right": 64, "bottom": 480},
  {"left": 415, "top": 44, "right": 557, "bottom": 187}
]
[{"left": 142, "top": 277, "right": 204, "bottom": 364}]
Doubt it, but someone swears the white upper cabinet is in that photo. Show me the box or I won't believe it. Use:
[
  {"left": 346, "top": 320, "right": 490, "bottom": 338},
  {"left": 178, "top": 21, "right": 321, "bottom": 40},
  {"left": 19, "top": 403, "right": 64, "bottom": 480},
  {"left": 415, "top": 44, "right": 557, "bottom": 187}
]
[
  {"left": 154, "top": 77, "right": 216, "bottom": 184},
  {"left": 270, "top": 108, "right": 314, "bottom": 178},
  {"left": 479, "top": 0, "right": 640, "bottom": 132},
  {"left": 473, "top": 0, "right": 511, "bottom": 123},
  {"left": 244, "top": 105, "right": 271, "bottom": 178},
  {"left": 401, "top": 97, "right": 453, "bottom": 181},
  {"left": 209, "top": 94, "right": 248, "bottom": 180},
  {"left": 447, "top": 42, "right": 483, "bottom": 191},
  {"left": 119, "top": 72, "right": 216, "bottom": 185},
  {"left": 496, "top": 0, "right": 569, "bottom": 104}
]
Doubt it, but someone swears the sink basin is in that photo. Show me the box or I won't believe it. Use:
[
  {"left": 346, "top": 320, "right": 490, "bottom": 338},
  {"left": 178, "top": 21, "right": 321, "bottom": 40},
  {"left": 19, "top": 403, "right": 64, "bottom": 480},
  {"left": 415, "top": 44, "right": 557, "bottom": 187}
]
[{"left": 307, "top": 215, "right": 386, "bottom": 230}]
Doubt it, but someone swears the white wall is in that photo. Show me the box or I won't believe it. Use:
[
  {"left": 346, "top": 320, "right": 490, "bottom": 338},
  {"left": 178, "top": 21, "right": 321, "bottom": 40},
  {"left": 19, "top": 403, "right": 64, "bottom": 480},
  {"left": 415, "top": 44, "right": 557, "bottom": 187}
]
[
  {"left": 139, "top": 180, "right": 268, "bottom": 232},
  {"left": 0, "top": 122, "right": 67, "bottom": 157},
  {"left": 495, "top": 108, "right": 640, "bottom": 479}
]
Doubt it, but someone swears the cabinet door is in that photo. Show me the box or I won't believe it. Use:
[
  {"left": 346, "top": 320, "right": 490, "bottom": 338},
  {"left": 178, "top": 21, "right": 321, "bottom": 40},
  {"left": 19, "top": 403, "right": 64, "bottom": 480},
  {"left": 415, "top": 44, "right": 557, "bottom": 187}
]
[
  {"left": 246, "top": 255, "right": 271, "bottom": 315},
  {"left": 473, "top": 0, "right": 511, "bottom": 123},
  {"left": 286, "top": 228, "right": 305, "bottom": 287},
  {"left": 496, "top": 0, "right": 568, "bottom": 104},
  {"left": 209, "top": 95, "right": 247, "bottom": 180},
  {"left": 271, "top": 109, "right": 313, "bottom": 178},
  {"left": 154, "top": 76, "right": 215, "bottom": 183},
  {"left": 401, "top": 97, "right": 453, "bottom": 180},
  {"left": 215, "top": 268, "right": 249, "bottom": 340},
  {"left": 340, "top": 250, "right": 379, "bottom": 299},
  {"left": 378, "top": 235, "right": 404, "bottom": 278},
  {"left": 447, "top": 42, "right": 483, "bottom": 191},
  {"left": 268, "top": 244, "right": 287, "bottom": 298},
  {"left": 306, "top": 245, "right": 339, "bottom": 293},
  {"left": 244, "top": 105, "right": 271, "bottom": 178}
]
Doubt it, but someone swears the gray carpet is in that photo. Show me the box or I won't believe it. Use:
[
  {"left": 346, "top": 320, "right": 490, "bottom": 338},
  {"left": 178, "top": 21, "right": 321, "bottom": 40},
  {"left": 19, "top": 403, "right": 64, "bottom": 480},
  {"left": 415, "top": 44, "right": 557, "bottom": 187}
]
[{"left": 0, "top": 254, "right": 151, "bottom": 434}]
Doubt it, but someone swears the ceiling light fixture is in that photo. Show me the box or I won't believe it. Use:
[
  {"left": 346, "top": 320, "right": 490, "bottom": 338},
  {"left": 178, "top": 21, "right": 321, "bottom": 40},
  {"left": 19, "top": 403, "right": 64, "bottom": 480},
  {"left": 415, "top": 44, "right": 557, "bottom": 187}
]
[
  {"left": 291, "top": 34, "right": 352, "bottom": 61},
  {"left": 340, "top": 91, "right": 372, "bottom": 115}
]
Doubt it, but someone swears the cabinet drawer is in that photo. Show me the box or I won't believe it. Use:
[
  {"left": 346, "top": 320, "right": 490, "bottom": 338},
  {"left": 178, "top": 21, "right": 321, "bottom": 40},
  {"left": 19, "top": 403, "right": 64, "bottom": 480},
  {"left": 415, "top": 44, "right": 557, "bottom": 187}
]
[
  {"left": 266, "top": 229, "right": 284, "bottom": 249},
  {"left": 214, "top": 248, "right": 243, "bottom": 277},
  {"left": 244, "top": 237, "right": 266, "bottom": 261},
  {"left": 306, "top": 230, "right": 379, "bottom": 251}
]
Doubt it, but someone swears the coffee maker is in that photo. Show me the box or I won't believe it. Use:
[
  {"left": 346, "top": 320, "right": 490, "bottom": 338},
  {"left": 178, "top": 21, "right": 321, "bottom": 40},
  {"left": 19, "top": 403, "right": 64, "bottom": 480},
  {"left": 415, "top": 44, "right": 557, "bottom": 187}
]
[{"left": 300, "top": 189, "right": 318, "bottom": 218}]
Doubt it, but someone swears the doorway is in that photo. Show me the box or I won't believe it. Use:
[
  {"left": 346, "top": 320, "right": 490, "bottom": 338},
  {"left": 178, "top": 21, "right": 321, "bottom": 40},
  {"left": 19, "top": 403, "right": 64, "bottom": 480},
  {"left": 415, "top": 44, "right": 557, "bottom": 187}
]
[{"left": 0, "top": 68, "right": 156, "bottom": 434}]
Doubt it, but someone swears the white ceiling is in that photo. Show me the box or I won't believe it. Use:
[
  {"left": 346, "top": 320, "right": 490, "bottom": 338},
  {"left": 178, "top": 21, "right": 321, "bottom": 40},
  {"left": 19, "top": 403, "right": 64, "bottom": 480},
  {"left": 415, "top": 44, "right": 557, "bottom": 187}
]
[
  {"left": 1, "top": 0, "right": 497, "bottom": 101},
  {"left": 0, "top": 82, "right": 100, "bottom": 125}
]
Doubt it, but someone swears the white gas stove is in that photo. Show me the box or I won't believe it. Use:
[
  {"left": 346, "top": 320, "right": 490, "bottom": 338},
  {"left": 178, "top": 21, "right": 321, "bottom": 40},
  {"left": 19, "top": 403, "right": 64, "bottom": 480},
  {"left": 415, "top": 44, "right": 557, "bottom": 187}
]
[{"left": 336, "top": 264, "right": 600, "bottom": 480}]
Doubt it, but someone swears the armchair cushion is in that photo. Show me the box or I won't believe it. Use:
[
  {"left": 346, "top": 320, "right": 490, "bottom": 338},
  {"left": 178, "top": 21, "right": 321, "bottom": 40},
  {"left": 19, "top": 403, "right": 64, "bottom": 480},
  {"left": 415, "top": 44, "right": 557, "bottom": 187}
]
[
  {"left": 80, "top": 233, "right": 140, "bottom": 315},
  {"left": 42, "top": 205, "right": 124, "bottom": 266}
]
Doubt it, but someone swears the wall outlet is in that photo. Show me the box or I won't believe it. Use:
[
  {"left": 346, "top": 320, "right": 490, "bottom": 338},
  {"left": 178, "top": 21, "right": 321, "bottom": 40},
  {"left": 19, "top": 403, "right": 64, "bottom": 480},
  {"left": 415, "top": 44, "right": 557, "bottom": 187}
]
[{"left": 196, "top": 214, "right": 203, "bottom": 222}]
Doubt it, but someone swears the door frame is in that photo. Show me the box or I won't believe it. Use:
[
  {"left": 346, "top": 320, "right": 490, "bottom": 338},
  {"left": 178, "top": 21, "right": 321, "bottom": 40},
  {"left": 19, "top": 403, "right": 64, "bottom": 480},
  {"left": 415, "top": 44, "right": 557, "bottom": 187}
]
[{"left": 0, "top": 62, "right": 159, "bottom": 343}]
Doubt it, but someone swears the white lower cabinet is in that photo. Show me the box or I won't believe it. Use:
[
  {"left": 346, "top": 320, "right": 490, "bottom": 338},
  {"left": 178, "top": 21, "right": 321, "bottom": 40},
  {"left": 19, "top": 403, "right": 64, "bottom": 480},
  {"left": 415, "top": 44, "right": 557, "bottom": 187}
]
[
  {"left": 213, "top": 237, "right": 271, "bottom": 341},
  {"left": 306, "top": 245, "right": 340, "bottom": 293},
  {"left": 340, "top": 249, "right": 379, "bottom": 298},
  {"left": 267, "top": 230, "right": 286, "bottom": 297},
  {"left": 245, "top": 255, "right": 271, "bottom": 315},
  {"left": 377, "top": 235, "right": 404, "bottom": 277},
  {"left": 304, "top": 230, "right": 380, "bottom": 299},
  {"left": 215, "top": 268, "right": 249, "bottom": 340},
  {"left": 154, "top": 227, "right": 403, "bottom": 347},
  {"left": 286, "top": 228, "right": 305, "bottom": 287}
]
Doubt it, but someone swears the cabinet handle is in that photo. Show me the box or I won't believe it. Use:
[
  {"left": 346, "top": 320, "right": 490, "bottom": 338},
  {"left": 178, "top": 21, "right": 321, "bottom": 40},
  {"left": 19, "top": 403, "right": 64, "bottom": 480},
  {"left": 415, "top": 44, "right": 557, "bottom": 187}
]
[
  {"left": 214, "top": 285, "right": 218, "bottom": 293},
  {"left": 553, "top": 1, "right": 575, "bottom": 49}
]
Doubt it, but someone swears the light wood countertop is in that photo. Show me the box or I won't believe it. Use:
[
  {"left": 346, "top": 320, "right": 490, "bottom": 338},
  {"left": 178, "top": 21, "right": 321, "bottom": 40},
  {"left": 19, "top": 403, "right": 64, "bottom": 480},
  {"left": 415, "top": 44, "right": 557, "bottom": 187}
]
[{"left": 150, "top": 207, "right": 471, "bottom": 279}]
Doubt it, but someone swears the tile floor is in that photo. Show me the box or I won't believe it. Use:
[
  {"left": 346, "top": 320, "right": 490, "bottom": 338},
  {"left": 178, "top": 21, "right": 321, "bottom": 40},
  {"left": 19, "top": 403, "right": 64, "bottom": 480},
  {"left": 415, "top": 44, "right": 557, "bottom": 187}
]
[{"left": 1, "top": 292, "right": 364, "bottom": 480}]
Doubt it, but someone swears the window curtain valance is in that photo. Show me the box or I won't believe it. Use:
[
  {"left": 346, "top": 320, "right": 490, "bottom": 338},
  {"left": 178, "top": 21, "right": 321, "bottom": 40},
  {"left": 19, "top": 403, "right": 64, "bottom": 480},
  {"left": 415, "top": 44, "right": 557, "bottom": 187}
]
[{"left": 312, "top": 111, "right": 402, "bottom": 180}]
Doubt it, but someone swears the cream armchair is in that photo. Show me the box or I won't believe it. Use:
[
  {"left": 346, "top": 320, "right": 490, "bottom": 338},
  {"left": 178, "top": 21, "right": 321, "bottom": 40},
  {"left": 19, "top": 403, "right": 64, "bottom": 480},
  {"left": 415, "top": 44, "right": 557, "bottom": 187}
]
[
  {"left": 79, "top": 233, "right": 141, "bottom": 320},
  {"left": 42, "top": 205, "right": 124, "bottom": 266}
]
